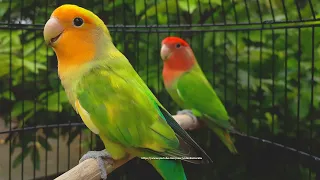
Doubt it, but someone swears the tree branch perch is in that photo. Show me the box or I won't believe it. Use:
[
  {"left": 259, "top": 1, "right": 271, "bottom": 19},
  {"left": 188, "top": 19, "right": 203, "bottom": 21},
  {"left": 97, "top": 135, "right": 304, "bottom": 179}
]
[{"left": 55, "top": 112, "right": 201, "bottom": 180}]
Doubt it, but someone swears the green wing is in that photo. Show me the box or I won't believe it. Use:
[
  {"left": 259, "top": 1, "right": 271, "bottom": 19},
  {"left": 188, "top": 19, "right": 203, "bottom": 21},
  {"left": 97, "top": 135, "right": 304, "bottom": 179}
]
[
  {"left": 175, "top": 63, "right": 233, "bottom": 130},
  {"left": 76, "top": 64, "right": 211, "bottom": 164}
]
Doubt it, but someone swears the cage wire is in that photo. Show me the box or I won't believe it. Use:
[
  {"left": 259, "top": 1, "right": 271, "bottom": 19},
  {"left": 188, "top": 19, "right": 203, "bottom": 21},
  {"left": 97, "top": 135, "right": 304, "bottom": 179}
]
[{"left": 0, "top": 0, "right": 319, "bottom": 179}]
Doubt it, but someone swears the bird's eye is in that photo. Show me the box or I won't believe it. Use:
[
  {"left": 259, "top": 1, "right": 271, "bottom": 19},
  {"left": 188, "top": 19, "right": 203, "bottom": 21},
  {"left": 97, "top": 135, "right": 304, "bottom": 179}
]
[
  {"left": 73, "top": 17, "right": 84, "bottom": 27},
  {"left": 176, "top": 43, "right": 181, "bottom": 48}
]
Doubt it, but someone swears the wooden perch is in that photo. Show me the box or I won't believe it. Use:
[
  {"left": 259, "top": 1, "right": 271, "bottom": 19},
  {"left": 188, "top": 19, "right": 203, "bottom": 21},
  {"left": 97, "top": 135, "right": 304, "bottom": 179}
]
[{"left": 55, "top": 113, "right": 201, "bottom": 180}]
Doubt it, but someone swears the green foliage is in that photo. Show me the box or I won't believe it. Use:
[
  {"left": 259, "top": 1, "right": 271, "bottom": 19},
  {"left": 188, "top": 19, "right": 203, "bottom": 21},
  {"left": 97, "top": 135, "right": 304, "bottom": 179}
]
[{"left": 0, "top": 0, "right": 319, "bottom": 179}]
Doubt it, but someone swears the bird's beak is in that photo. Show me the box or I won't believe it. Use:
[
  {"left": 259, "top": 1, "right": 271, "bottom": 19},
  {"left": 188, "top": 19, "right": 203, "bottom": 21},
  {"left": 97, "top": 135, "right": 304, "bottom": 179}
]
[
  {"left": 160, "top": 44, "right": 171, "bottom": 61},
  {"left": 43, "top": 17, "right": 64, "bottom": 46}
]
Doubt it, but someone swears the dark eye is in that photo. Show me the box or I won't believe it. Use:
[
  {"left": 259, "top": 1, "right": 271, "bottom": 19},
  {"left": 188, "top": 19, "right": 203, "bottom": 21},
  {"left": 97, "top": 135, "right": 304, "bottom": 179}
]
[
  {"left": 73, "top": 17, "right": 84, "bottom": 27},
  {"left": 176, "top": 43, "right": 181, "bottom": 48}
]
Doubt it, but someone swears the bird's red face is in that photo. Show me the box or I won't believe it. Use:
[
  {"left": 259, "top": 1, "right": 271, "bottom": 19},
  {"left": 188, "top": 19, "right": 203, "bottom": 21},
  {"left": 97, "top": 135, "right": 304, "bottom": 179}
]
[
  {"left": 160, "top": 37, "right": 190, "bottom": 61},
  {"left": 160, "top": 37, "right": 195, "bottom": 72}
]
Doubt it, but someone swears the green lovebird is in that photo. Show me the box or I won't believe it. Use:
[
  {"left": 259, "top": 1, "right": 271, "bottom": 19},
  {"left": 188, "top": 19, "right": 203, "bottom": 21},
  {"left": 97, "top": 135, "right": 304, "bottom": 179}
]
[
  {"left": 43, "top": 4, "right": 212, "bottom": 180},
  {"left": 160, "top": 37, "right": 238, "bottom": 154}
]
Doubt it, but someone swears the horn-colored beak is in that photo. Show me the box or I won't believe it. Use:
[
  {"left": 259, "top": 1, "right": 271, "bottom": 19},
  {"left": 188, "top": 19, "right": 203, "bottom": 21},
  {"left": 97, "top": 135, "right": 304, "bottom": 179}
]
[
  {"left": 43, "top": 17, "right": 64, "bottom": 46},
  {"left": 160, "top": 44, "right": 171, "bottom": 60}
]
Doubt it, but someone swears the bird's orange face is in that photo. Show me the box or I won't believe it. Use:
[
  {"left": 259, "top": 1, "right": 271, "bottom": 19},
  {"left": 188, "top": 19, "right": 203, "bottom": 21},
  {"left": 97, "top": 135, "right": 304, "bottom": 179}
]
[{"left": 43, "top": 4, "right": 104, "bottom": 68}]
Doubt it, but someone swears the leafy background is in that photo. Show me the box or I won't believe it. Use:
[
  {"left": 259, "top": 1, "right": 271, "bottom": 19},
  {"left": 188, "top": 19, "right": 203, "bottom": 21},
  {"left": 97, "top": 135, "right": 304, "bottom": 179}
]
[{"left": 0, "top": 0, "right": 319, "bottom": 179}]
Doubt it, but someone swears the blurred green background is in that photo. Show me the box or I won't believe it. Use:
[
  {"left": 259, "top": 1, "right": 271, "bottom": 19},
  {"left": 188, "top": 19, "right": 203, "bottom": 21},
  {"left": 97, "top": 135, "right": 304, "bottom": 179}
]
[{"left": 0, "top": 0, "right": 319, "bottom": 179}]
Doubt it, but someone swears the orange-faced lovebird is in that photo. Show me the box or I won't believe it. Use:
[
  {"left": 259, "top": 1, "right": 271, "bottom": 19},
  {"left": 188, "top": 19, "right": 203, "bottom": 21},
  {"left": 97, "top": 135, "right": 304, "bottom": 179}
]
[
  {"left": 43, "top": 5, "right": 212, "bottom": 180},
  {"left": 161, "top": 37, "right": 238, "bottom": 154}
]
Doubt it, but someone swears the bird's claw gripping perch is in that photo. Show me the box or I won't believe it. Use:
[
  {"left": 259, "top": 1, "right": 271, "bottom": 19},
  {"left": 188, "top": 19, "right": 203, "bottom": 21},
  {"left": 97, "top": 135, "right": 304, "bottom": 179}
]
[
  {"left": 177, "top": 109, "right": 197, "bottom": 120},
  {"left": 176, "top": 109, "right": 200, "bottom": 130},
  {"left": 79, "top": 150, "right": 113, "bottom": 180}
]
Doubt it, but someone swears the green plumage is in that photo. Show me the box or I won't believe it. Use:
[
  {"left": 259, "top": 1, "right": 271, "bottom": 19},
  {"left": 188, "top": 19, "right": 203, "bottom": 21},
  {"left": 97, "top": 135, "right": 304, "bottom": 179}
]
[
  {"left": 71, "top": 52, "right": 211, "bottom": 180},
  {"left": 46, "top": 5, "right": 212, "bottom": 179},
  {"left": 165, "top": 63, "right": 238, "bottom": 154},
  {"left": 148, "top": 158, "right": 186, "bottom": 180}
]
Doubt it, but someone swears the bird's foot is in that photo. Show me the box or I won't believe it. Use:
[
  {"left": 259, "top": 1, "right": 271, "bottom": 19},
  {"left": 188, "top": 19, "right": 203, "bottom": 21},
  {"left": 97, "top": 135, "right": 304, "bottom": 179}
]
[
  {"left": 79, "top": 149, "right": 113, "bottom": 180},
  {"left": 177, "top": 109, "right": 197, "bottom": 121},
  {"left": 176, "top": 109, "right": 201, "bottom": 130}
]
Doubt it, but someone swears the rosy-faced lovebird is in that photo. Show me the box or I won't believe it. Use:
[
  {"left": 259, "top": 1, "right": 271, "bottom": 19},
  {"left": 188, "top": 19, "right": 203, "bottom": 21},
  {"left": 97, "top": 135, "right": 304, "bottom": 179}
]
[
  {"left": 43, "top": 5, "right": 212, "bottom": 180},
  {"left": 160, "top": 37, "right": 238, "bottom": 154}
]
